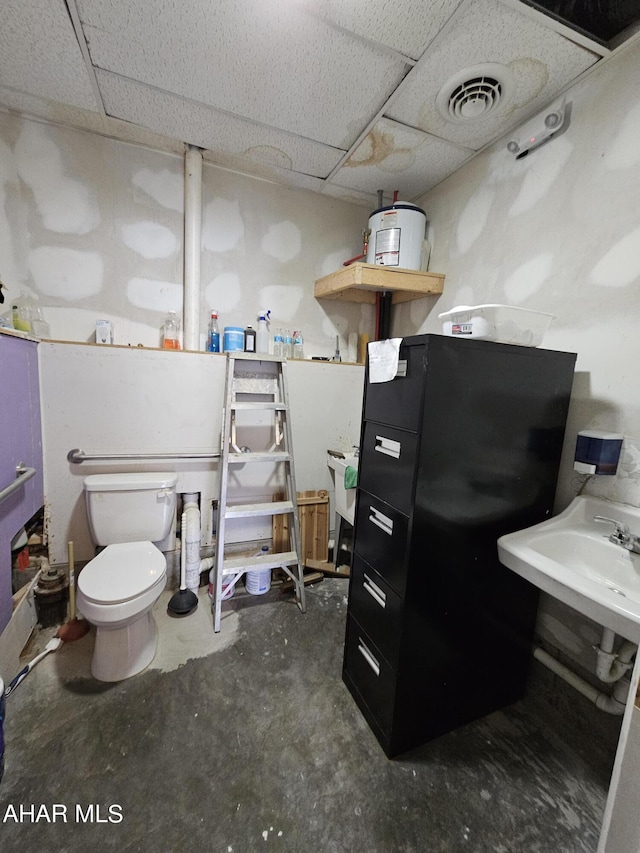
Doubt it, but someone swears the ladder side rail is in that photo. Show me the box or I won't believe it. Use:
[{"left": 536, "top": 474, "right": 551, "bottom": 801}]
[
  {"left": 213, "top": 355, "right": 236, "bottom": 632},
  {"left": 279, "top": 360, "right": 306, "bottom": 613}
]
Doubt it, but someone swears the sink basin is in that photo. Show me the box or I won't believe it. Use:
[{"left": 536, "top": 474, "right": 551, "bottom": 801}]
[
  {"left": 327, "top": 454, "right": 358, "bottom": 525},
  {"left": 498, "top": 495, "right": 640, "bottom": 642}
]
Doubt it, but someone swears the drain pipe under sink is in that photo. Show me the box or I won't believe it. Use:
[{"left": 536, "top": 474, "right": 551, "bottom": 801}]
[
  {"left": 594, "top": 627, "right": 637, "bottom": 683},
  {"left": 533, "top": 646, "right": 630, "bottom": 716}
]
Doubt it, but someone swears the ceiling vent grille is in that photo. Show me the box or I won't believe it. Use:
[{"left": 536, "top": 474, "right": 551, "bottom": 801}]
[
  {"left": 448, "top": 76, "right": 502, "bottom": 119},
  {"left": 436, "top": 64, "right": 514, "bottom": 124}
]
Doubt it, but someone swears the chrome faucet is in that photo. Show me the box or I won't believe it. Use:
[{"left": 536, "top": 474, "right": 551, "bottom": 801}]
[{"left": 594, "top": 515, "right": 640, "bottom": 554}]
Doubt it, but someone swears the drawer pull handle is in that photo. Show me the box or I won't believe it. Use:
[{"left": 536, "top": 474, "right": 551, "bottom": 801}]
[
  {"left": 357, "top": 638, "right": 380, "bottom": 676},
  {"left": 363, "top": 573, "right": 386, "bottom": 609},
  {"left": 374, "top": 435, "right": 401, "bottom": 459},
  {"left": 395, "top": 359, "right": 407, "bottom": 378},
  {"left": 369, "top": 507, "right": 393, "bottom": 536}
]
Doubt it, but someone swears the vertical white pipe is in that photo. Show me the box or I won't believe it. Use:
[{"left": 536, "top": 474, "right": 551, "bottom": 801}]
[
  {"left": 183, "top": 493, "right": 201, "bottom": 593},
  {"left": 184, "top": 146, "right": 202, "bottom": 351},
  {"left": 600, "top": 627, "right": 616, "bottom": 654}
]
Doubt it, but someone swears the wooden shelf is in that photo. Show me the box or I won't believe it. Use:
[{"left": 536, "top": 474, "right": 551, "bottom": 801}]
[{"left": 314, "top": 262, "right": 444, "bottom": 305}]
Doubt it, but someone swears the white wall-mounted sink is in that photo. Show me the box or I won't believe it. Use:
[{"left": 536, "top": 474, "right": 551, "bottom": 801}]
[
  {"left": 498, "top": 496, "right": 640, "bottom": 643},
  {"left": 327, "top": 454, "right": 358, "bottom": 525}
]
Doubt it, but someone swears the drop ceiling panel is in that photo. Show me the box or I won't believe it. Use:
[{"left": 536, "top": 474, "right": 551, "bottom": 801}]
[
  {"left": 293, "top": 0, "right": 464, "bottom": 60},
  {"left": 387, "top": 0, "right": 599, "bottom": 150},
  {"left": 0, "top": 0, "right": 100, "bottom": 112},
  {"left": 98, "top": 71, "right": 345, "bottom": 178},
  {"left": 331, "top": 118, "right": 474, "bottom": 200},
  {"left": 77, "top": 0, "right": 410, "bottom": 150}
]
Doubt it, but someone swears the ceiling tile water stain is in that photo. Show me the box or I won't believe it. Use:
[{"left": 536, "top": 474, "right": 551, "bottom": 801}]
[{"left": 1, "top": 0, "right": 638, "bottom": 206}]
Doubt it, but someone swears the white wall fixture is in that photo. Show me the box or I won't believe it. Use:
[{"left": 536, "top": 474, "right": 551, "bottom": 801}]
[{"left": 506, "top": 98, "right": 567, "bottom": 158}]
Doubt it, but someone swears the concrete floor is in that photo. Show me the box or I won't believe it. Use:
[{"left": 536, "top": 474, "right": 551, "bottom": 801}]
[{"left": 0, "top": 578, "right": 617, "bottom": 852}]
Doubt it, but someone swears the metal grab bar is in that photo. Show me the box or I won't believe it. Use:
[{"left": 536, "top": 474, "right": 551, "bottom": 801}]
[
  {"left": 67, "top": 448, "right": 220, "bottom": 464},
  {"left": 0, "top": 463, "right": 36, "bottom": 505}
]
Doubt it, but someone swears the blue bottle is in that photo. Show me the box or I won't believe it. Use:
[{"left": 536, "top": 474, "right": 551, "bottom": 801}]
[{"left": 207, "top": 310, "right": 220, "bottom": 353}]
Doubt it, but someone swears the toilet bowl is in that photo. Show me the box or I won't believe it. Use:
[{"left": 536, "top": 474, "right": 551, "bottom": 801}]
[{"left": 77, "top": 541, "right": 167, "bottom": 682}]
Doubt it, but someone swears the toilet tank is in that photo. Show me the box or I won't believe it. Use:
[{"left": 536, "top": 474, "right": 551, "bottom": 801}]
[{"left": 84, "top": 472, "right": 178, "bottom": 545}]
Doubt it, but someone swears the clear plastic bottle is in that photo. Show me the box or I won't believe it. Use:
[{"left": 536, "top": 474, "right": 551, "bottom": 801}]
[
  {"left": 273, "top": 329, "right": 284, "bottom": 358},
  {"left": 246, "top": 545, "right": 271, "bottom": 595},
  {"left": 292, "top": 330, "right": 304, "bottom": 360},
  {"left": 163, "top": 311, "right": 181, "bottom": 349},
  {"left": 284, "top": 329, "right": 293, "bottom": 359}
]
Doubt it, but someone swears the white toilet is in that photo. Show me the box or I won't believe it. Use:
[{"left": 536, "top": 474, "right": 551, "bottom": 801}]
[{"left": 77, "top": 472, "right": 178, "bottom": 682}]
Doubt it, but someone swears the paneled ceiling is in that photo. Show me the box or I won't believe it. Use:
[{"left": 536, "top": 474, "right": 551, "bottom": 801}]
[{"left": 0, "top": 0, "right": 638, "bottom": 207}]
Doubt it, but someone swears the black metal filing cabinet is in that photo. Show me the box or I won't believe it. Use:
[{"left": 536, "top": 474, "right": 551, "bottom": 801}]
[{"left": 342, "top": 334, "right": 576, "bottom": 758}]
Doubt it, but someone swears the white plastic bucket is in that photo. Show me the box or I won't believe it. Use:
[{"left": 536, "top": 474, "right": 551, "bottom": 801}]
[
  {"left": 366, "top": 203, "right": 426, "bottom": 270},
  {"left": 245, "top": 569, "right": 271, "bottom": 595},
  {"left": 208, "top": 571, "right": 236, "bottom": 600},
  {"left": 223, "top": 326, "right": 244, "bottom": 352}
]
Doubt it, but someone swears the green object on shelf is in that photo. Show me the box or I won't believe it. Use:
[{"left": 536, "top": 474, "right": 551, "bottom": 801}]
[{"left": 344, "top": 465, "right": 358, "bottom": 490}]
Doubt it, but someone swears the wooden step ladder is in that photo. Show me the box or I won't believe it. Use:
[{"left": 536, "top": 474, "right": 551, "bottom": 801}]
[{"left": 212, "top": 353, "right": 306, "bottom": 632}]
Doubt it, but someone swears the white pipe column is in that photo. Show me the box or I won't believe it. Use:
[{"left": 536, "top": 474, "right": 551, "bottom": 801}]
[
  {"left": 183, "top": 145, "right": 203, "bottom": 351},
  {"left": 183, "top": 493, "right": 201, "bottom": 593}
]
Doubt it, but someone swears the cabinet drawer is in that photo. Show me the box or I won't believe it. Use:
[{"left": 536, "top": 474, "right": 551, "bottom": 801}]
[
  {"left": 354, "top": 492, "right": 409, "bottom": 596},
  {"left": 365, "top": 341, "right": 425, "bottom": 430},
  {"left": 359, "top": 422, "right": 417, "bottom": 515},
  {"left": 349, "top": 554, "right": 403, "bottom": 667},
  {"left": 343, "top": 615, "right": 396, "bottom": 733}
]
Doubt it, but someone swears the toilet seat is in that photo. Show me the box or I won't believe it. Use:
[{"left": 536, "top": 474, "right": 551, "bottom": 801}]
[{"left": 78, "top": 541, "right": 166, "bottom": 605}]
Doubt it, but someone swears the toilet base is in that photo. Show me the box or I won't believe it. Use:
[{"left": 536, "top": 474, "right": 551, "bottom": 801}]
[{"left": 91, "top": 611, "right": 158, "bottom": 682}]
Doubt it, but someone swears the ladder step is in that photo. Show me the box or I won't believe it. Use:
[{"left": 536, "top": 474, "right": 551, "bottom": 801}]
[
  {"left": 222, "top": 550, "right": 298, "bottom": 574},
  {"left": 229, "top": 353, "right": 284, "bottom": 363},
  {"left": 228, "top": 452, "right": 291, "bottom": 464},
  {"left": 230, "top": 402, "right": 286, "bottom": 411},
  {"left": 225, "top": 500, "right": 294, "bottom": 518}
]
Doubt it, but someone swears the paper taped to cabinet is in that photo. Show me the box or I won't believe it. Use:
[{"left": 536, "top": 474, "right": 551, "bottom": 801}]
[{"left": 368, "top": 338, "right": 402, "bottom": 383}]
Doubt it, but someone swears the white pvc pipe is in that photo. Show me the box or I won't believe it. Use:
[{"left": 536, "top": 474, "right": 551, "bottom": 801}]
[
  {"left": 534, "top": 646, "right": 628, "bottom": 716},
  {"left": 183, "top": 146, "right": 202, "bottom": 352},
  {"left": 183, "top": 493, "right": 201, "bottom": 593},
  {"left": 600, "top": 627, "right": 616, "bottom": 654},
  {"left": 595, "top": 627, "right": 637, "bottom": 683}
]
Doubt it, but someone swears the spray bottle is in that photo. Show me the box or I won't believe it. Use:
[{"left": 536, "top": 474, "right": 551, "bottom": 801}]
[{"left": 256, "top": 310, "right": 271, "bottom": 354}]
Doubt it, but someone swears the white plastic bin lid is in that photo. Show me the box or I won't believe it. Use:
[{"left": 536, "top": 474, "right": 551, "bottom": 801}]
[
  {"left": 78, "top": 542, "right": 165, "bottom": 604},
  {"left": 438, "top": 304, "right": 554, "bottom": 320},
  {"left": 84, "top": 472, "right": 178, "bottom": 492}
]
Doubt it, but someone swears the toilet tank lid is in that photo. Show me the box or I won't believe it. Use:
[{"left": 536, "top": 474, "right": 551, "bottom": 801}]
[{"left": 84, "top": 472, "right": 178, "bottom": 492}]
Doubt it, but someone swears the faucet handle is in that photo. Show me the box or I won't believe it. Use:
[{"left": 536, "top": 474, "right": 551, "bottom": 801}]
[
  {"left": 593, "top": 515, "right": 634, "bottom": 550},
  {"left": 594, "top": 515, "right": 630, "bottom": 537}
]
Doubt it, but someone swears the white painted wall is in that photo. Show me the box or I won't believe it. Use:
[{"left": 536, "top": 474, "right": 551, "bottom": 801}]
[
  {"left": 394, "top": 39, "right": 640, "bottom": 668},
  {"left": 0, "top": 113, "right": 373, "bottom": 358},
  {"left": 39, "top": 342, "right": 363, "bottom": 566},
  {"left": 0, "top": 112, "right": 370, "bottom": 571}
]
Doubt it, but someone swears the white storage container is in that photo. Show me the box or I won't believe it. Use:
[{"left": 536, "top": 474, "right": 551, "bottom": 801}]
[{"left": 438, "top": 304, "right": 554, "bottom": 347}]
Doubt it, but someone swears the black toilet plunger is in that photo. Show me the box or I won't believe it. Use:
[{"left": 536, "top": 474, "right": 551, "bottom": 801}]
[{"left": 167, "top": 512, "right": 198, "bottom": 616}]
